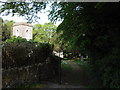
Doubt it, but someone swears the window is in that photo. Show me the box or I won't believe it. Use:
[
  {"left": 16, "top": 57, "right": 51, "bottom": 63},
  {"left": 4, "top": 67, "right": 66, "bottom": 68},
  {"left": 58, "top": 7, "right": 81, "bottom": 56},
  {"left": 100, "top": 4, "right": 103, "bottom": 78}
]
[
  {"left": 25, "top": 29, "right": 30, "bottom": 39},
  {"left": 26, "top": 30, "right": 28, "bottom": 32},
  {"left": 16, "top": 29, "right": 19, "bottom": 36}
]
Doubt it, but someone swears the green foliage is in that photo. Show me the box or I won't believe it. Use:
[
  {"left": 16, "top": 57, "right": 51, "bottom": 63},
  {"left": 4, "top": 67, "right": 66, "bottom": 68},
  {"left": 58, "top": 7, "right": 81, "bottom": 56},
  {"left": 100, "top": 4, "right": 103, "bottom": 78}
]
[
  {"left": 2, "top": 39, "right": 53, "bottom": 69},
  {"left": 5, "top": 36, "right": 27, "bottom": 43},
  {"left": 71, "top": 60, "right": 89, "bottom": 70},
  {"left": 51, "top": 32, "right": 69, "bottom": 52},
  {"left": 0, "top": 18, "right": 2, "bottom": 41},
  {"left": 0, "top": 2, "right": 47, "bottom": 22},
  {"left": 33, "top": 22, "right": 57, "bottom": 43},
  {"left": 49, "top": 2, "right": 120, "bottom": 88},
  {"left": 2, "top": 20, "right": 15, "bottom": 41},
  {"left": 97, "top": 48, "right": 120, "bottom": 88},
  {"left": 1, "top": 2, "right": 120, "bottom": 88},
  {"left": 61, "top": 60, "right": 72, "bottom": 71},
  {"left": 21, "top": 83, "right": 48, "bottom": 88}
]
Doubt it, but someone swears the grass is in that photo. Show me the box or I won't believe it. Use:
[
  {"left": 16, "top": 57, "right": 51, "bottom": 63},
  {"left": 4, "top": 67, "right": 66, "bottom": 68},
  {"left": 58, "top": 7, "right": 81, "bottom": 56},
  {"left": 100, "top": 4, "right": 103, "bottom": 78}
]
[
  {"left": 71, "top": 59, "right": 90, "bottom": 70},
  {"left": 26, "top": 83, "right": 48, "bottom": 88},
  {"left": 61, "top": 60, "right": 72, "bottom": 71},
  {"left": 18, "top": 83, "right": 48, "bottom": 88}
]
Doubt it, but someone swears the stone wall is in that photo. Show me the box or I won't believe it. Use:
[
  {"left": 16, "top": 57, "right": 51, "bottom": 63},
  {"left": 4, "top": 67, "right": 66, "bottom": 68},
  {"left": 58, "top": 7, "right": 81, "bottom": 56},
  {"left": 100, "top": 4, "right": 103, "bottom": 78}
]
[{"left": 13, "top": 22, "right": 33, "bottom": 40}]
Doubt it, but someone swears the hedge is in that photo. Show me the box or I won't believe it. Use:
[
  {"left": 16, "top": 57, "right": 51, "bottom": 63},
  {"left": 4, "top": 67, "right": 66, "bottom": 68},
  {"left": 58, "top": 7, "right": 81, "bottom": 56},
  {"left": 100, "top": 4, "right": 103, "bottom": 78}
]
[
  {"left": 2, "top": 37, "right": 53, "bottom": 69},
  {"left": 2, "top": 37, "right": 61, "bottom": 88}
]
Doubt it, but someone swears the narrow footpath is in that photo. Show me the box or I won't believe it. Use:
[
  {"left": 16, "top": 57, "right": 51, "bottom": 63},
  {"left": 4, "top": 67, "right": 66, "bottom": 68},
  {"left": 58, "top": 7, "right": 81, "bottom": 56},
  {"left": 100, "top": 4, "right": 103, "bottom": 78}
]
[
  {"left": 47, "top": 60, "right": 89, "bottom": 88},
  {"left": 67, "top": 60, "right": 80, "bottom": 70}
]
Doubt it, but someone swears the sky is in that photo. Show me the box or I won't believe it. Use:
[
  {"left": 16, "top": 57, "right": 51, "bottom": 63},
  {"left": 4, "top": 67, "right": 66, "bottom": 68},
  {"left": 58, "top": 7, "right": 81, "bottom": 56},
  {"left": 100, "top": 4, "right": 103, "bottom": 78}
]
[
  {"left": 0, "top": 3, "right": 62, "bottom": 26},
  {"left": 0, "top": 12, "right": 62, "bottom": 26}
]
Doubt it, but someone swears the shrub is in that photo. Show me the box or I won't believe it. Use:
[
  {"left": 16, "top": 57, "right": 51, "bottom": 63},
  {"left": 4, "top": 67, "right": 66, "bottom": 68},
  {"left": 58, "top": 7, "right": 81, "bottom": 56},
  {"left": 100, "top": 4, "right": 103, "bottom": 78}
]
[
  {"left": 2, "top": 37, "right": 60, "bottom": 88},
  {"left": 88, "top": 47, "right": 120, "bottom": 88},
  {"left": 100, "top": 49, "right": 120, "bottom": 88},
  {"left": 2, "top": 38, "right": 54, "bottom": 69},
  {"left": 5, "top": 36, "right": 27, "bottom": 43}
]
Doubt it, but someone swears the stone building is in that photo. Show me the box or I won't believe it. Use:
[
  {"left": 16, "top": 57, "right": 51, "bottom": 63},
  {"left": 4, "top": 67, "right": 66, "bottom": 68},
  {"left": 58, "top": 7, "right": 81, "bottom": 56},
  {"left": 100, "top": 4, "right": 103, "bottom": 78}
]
[{"left": 13, "top": 22, "right": 33, "bottom": 40}]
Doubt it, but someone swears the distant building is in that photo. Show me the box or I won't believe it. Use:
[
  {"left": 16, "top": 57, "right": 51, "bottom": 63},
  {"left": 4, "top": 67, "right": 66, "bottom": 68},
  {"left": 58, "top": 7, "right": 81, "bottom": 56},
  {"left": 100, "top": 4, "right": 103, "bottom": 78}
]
[
  {"left": 13, "top": 22, "right": 33, "bottom": 40},
  {"left": 53, "top": 51, "right": 64, "bottom": 58}
]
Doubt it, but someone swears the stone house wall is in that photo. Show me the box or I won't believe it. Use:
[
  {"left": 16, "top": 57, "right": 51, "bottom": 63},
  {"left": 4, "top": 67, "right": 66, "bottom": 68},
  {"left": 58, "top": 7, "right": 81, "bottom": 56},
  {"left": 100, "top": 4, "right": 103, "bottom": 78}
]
[{"left": 13, "top": 22, "right": 33, "bottom": 40}]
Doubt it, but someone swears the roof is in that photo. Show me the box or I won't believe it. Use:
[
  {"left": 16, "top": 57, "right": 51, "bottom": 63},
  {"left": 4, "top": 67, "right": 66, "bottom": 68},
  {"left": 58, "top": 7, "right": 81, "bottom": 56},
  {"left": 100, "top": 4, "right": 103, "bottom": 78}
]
[{"left": 13, "top": 22, "right": 33, "bottom": 27}]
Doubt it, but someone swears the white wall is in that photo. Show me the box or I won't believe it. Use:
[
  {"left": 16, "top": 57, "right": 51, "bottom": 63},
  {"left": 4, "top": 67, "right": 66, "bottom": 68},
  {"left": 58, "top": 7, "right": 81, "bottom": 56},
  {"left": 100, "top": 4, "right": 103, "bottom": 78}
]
[
  {"left": 13, "top": 25, "right": 32, "bottom": 40},
  {"left": 53, "top": 51, "right": 64, "bottom": 58}
]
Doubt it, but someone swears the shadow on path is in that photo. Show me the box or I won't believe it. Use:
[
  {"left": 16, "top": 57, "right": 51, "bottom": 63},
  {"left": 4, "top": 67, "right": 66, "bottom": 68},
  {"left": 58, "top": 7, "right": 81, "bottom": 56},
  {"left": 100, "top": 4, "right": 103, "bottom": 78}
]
[
  {"left": 46, "top": 60, "right": 91, "bottom": 88},
  {"left": 61, "top": 60, "right": 90, "bottom": 86}
]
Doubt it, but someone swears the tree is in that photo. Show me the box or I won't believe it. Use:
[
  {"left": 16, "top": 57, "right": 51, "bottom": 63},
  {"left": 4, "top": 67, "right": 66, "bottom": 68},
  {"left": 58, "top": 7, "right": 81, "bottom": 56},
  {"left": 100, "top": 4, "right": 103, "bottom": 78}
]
[
  {"left": 33, "top": 22, "right": 57, "bottom": 43},
  {"left": 0, "top": 17, "right": 3, "bottom": 41},
  {"left": 1, "top": 2, "right": 120, "bottom": 88},
  {"left": 0, "top": 2, "right": 47, "bottom": 22},
  {"left": 49, "top": 2, "right": 120, "bottom": 88},
  {"left": 2, "top": 20, "right": 15, "bottom": 41}
]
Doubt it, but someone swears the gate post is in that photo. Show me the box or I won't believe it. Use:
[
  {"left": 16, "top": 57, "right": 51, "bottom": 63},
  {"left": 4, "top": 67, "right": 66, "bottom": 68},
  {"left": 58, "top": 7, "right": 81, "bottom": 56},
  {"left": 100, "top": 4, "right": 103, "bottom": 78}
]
[{"left": 58, "top": 58, "right": 61, "bottom": 84}]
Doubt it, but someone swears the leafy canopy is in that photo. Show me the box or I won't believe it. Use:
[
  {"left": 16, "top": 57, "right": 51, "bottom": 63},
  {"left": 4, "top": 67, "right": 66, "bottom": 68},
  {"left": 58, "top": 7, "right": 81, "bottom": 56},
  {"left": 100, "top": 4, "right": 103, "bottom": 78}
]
[
  {"left": 2, "top": 20, "right": 15, "bottom": 41},
  {"left": 33, "top": 22, "right": 57, "bottom": 43},
  {"left": 0, "top": 2, "right": 47, "bottom": 22}
]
